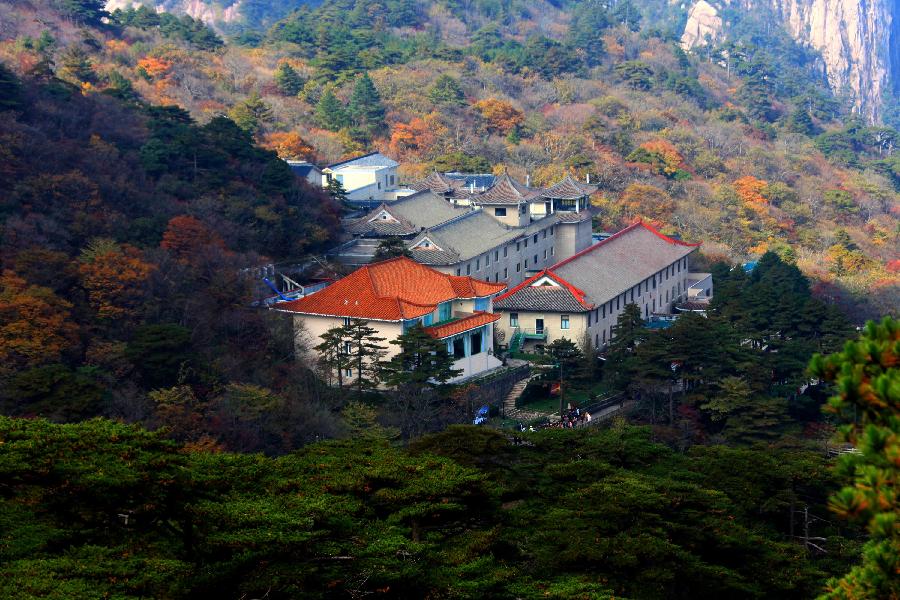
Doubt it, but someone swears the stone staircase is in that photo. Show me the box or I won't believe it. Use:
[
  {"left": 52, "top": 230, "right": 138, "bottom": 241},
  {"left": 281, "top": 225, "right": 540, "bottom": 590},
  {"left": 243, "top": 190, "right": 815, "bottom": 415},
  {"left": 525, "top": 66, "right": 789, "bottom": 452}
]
[{"left": 503, "top": 376, "right": 548, "bottom": 422}]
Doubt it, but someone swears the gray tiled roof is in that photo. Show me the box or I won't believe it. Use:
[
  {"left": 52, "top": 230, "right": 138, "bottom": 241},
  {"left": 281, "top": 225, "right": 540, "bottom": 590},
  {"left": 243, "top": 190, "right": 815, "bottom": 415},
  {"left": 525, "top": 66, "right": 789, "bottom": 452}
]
[
  {"left": 409, "top": 171, "right": 461, "bottom": 194},
  {"left": 494, "top": 285, "right": 587, "bottom": 312},
  {"left": 409, "top": 211, "right": 520, "bottom": 265},
  {"left": 542, "top": 175, "right": 598, "bottom": 200},
  {"left": 495, "top": 223, "right": 698, "bottom": 312},
  {"left": 345, "top": 191, "right": 470, "bottom": 237},
  {"left": 327, "top": 151, "right": 399, "bottom": 170},
  {"left": 553, "top": 224, "right": 697, "bottom": 303},
  {"left": 554, "top": 210, "right": 592, "bottom": 223},
  {"left": 476, "top": 173, "right": 543, "bottom": 204}
]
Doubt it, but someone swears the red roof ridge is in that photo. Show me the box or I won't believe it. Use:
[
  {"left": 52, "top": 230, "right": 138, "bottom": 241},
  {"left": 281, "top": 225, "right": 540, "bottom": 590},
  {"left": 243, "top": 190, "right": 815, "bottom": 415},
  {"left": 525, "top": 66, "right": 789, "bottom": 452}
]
[{"left": 494, "top": 269, "right": 592, "bottom": 309}]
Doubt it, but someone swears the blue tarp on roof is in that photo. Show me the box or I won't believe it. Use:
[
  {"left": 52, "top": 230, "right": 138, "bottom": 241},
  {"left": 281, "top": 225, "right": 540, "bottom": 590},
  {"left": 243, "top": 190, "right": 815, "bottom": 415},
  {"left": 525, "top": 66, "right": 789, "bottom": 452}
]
[{"left": 444, "top": 173, "right": 496, "bottom": 190}]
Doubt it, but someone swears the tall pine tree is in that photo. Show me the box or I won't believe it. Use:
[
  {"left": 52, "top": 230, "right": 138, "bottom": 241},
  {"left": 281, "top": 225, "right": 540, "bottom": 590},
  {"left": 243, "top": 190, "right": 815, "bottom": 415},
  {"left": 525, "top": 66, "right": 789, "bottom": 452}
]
[
  {"left": 348, "top": 72, "right": 386, "bottom": 138},
  {"left": 314, "top": 87, "right": 349, "bottom": 131}
]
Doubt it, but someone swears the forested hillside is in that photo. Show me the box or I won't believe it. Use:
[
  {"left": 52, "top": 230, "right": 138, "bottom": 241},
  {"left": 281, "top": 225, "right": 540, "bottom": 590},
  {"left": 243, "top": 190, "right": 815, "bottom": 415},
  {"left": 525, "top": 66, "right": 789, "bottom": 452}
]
[{"left": 0, "top": 0, "right": 897, "bottom": 316}]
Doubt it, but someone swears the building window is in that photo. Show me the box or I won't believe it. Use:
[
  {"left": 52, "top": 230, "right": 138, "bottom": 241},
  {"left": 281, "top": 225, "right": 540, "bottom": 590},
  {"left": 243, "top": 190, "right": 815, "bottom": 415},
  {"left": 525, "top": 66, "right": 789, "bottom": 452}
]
[
  {"left": 424, "top": 313, "right": 434, "bottom": 326},
  {"left": 510, "top": 312, "right": 519, "bottom": 327},
  {"left": 561, "top": 315, "right": 570, "bottom": 329},
  {"left": 516, "top": 242, "right": 520, "bottom": 251},
  {"left": 345, "top": 368, "right": 352, "bottom": 377},
  {"left": 516, "top": 263, "right": 521, "bottom": 272},
  {"left": 653, "top": 277, "right": 657, "bottom": 290},
  {"left": 494, "top": 207, "right": 507, "bottom": 217},
  {"left": 456, "top": 268, "right": 461, "bottom": 276},
  {"left": 503, "top": 267, "right": 508, "bottom": 278},
  {"left": 534, "top": 254, "right": 538, "bottom": 264},
  {"left": 343, "top": 317, "right": 351, "bottom": 327},
  {"left": 466, "top": 264, "right": 471, "bottom": 275},
  {"left": 524, "top": 238, "right": 528, "bottom": 248},
  {"left": 551, "top": 247, "right": 555, "bottom": 256},
  {"left": 494, "top": 273, "right": 499, "bottom": 282},
  {"left": 504, "top": 246, "right": 508, "bottom": 258},
  {"left": 616, "top": 296, "right": 620, "bottom": 310},
  {"left": 519, "top": 204, "right": 527, "bottom": 214},
  {"left": 630, "top": 288, "right": 634, "bottom": 302},
  {"left": 439, "top": 302, "right": 452, "bottom": 321},
  {"left": 543, "top": 230, "right": 547, "bottom": 239},
  {"left": 335, "top": 174, "right": 344, "bottom": 184},
  {"left": 470, "top": 331, "right": 483, "bottom": 354},
  {"left": 543, "top": 249, "right": 547, "bottom": 259},
  {"left": 390, "top": 174, "right": 395, "bottom": 186},
  {"left": 602, "top": 305, "right": 606, "bottom": 318},
  {"left": 476, "top": 259, "right": 480, "bottom": 271},
  {"left": 344, "top": 341, "right": 352, "bottom": 354},
  {"left": 495, "top": 250, "right": 499, "bottom": 261},
  {"left": 602, "top": 329, "right": 606, "bottom": 343},
  {"left": 524, "top": 259, "right": 528, "bottom": 269},
  {"left": 453, "top": 337, "right": 466, "bottom": 359},
  {"left": 533, "top": 234, "right": 538, "bottom": 243},
  {"left": 377, "top": 181, "right": 381, "bottom": 189},
  {"left": 666, "top": 290, "right": 669, "bottom": 302},
  {"left": 551, "top": 226, "right": 555, "bottom": 235},
  {"left": 588, "top": 311, "right": 592, "bottom": 327},
  {"left": 486, "top": 254, "right": 491, "bottom": 266}
]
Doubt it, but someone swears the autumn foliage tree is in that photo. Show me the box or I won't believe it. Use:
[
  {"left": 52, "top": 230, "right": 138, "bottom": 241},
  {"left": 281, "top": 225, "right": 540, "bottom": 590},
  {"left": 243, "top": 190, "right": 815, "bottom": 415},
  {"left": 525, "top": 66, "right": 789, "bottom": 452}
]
[
  {"left": 260, "top": 131, "right": 316, "bottom": 161},
  {"left": 388, "top": 116, "right": 437, "bottom": 160},
  {"left": 160, "top": 215, "right": 224, "bottom": 261},
  {"left": 619, "top": 183, "right": 676, "bottom": 222},
  {"left": 473, "top": 98, "right": 525, "bottom": 134},
  {"left": 78, "top": 241, "right": 155, "bottom": 322},
  {"left": 0, "top": 271, "right": 78, "bottom": 375}
]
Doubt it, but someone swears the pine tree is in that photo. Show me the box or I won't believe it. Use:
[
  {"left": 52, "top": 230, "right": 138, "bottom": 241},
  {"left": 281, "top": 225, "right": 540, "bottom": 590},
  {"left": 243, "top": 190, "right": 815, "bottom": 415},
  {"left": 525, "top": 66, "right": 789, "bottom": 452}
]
[
  {"left": 56, "top": 0, "right": 108, "bottom": 26},
  {"left": 59, "top": 46, "right": 94, "bottom": 83},
  {"left": 373, "top": 237, "right": 412, "bottom": 261},
  {"left": 604, "top": 303, "right": 646, "bottom": 390},
  {"left": 314, "top": 326, "right": 351, "bottom": 389},
  {"left": 383, "top": 324, "right": 460, "bottom": 388},
  {"left": 612, "top": 0, "right": 642, "bottom": 31},
  {"left": 314, "top": 88, "right": 349, "bottom": 131},
  {"left": 344, "top": 319, "right": 388, "bottom": 398},
  {"left": 786, "top": 107, "right": 817, "bottom": 135},
  {"left": 348, "top": 72, "right": 386, "bottom": 136},
  {"left": 325, "top": 177, "right": 349, "bottom": 205},
  {"left": 274, "top": 62, "right": 304, "bottom": 96},
  {"left": 0, "top": 63, "right": 23, "bottom": 112},
  {"left": 428, "top": 74, "right": 466, "bottom": 106},
  {"left": 227, "top": 91, "right": 273, "bottom": 134}
]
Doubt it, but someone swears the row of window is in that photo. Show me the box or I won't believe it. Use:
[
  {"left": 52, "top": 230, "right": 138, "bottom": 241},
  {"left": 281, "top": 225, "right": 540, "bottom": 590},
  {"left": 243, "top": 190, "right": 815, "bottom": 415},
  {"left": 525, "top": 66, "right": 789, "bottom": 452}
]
[
  {"left": 508, "top": 313, "right": 569, "bottom": 330},
  {"left": 456, "top": 227, "right": 555, "bottom": 280}
]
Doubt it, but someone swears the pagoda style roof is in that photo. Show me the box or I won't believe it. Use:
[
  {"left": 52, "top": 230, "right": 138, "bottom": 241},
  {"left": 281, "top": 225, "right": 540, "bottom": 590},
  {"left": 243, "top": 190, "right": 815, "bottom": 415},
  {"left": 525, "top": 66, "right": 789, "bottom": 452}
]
[
  {"left": 476, "top": 173, "right": 543, "bottom": 205},
  {"left": 494, "top": 222, "right": 700, "bottom": 313},
  {"left": 542, "top": 175, "right": 598, "bottom": 200},
  {"left": 345, "top": 191, "right": 471, "bottom": 237},
  {"left": 276, "top": 256, "right": 505, "bottom": 322},
  {"left": 409, "top": 171, "right": 461, "bottom": 194}
]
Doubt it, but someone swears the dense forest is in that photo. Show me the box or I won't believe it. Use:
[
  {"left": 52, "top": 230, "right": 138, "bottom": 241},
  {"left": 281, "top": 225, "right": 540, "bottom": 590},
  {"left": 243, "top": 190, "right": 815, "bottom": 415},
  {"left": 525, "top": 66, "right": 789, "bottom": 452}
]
[{"left": 0, "top": 0, "right": 898, "bottom": 597}]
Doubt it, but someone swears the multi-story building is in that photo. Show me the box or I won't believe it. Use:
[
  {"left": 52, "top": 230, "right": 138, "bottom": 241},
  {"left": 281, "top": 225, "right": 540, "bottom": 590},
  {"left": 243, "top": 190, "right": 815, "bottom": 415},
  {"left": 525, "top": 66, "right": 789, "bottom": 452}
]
[
  {"left": 321, "top": 152, "right": 413, "bottom": 207},
  {"left": 493, "top": 222, "right": 702, "bottom": 351},
  {"left": 275, "top": 256, "right": 507, "bottom": 383},
  {"left": 333, "top": 173, "right": 597, "bottom": 287}
]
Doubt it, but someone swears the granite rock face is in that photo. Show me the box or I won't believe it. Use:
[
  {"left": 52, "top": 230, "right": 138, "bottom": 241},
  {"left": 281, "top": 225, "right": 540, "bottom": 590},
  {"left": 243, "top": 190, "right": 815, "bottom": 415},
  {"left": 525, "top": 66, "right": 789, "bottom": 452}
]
[{"left": 682, "top": 0, "right": 900, "bottom": 122}]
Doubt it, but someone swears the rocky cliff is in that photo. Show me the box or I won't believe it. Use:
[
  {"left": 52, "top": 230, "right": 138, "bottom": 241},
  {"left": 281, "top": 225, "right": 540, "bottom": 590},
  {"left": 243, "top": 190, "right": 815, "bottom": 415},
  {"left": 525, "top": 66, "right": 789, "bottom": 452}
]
[{"left": 681, "top": 0, "right": 900, "bottom": 122}]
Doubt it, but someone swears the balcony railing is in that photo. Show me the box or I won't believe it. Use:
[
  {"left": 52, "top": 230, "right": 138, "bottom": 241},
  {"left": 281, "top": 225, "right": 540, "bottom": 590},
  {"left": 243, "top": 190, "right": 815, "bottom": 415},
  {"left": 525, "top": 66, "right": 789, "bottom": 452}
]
[{"left": 522, "top": 327, "right": 548, "bottom": 340}]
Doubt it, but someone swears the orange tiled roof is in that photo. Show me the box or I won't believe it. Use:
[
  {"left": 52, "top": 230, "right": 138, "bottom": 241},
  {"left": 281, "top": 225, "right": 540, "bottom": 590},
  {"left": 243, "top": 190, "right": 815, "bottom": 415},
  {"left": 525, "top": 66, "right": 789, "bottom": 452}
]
[
  {"left": 424, "top": 312, "right": 501, "bottom": 339},
  {"left": 278, "top": 257, "right": 506, "bottom": 321}
]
